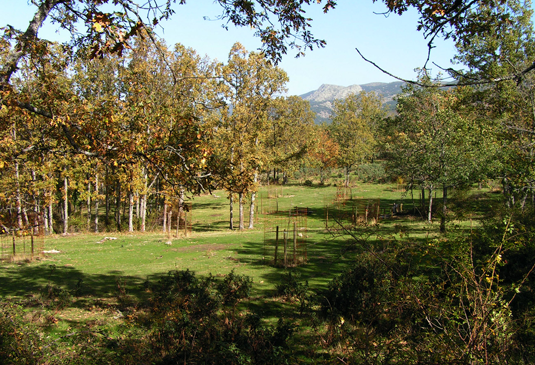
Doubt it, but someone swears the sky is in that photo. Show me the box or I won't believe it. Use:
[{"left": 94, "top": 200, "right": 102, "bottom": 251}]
[{"left": 0, "top": 0, "right": 459, "bottom": 96}]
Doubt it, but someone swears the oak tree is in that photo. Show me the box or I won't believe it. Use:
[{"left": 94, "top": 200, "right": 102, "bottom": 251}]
[{"left": 329, "top": 91, "right": 386, "bottom": 187}]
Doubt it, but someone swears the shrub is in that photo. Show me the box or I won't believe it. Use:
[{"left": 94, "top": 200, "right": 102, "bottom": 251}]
[
  {"left": 145, "top": 270, "right": 295, "bottom": 365},
  {"left": 0, "top": 302, "right": 42, "bottom": 364},
  {"left": 41, "top": 283, "right": 73, "bottom": 310},
  {"left": 276, "top": 270, "right": 308, "bottom": 302},
  {"left": 217, "top": 270, "right": 252, "bottom": 307},
  {"left": 353, "top": 163, "right": 388, "bottom": 183}
]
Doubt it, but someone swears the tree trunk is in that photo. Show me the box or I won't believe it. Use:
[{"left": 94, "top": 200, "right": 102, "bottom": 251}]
[
  {"left": 87, "top": 180, "right": 92, "bottom": 231},
  {"left": 427, "top": 187, "right": 433, "bottom": 223},
  {"left": 178, "top": 187, "right": 184, "bottom": 229},
  {"left": 248, "top": 191, "right": 256, "bottom": 229},
  {"left": 94, "top": 175, "right": 99, "bottom": 233},
  {"left": 128, "top": 190, "right": 134, "bottom": 232},
  {"left": 345, "top": 165, "right": 350, "bottom": 188},
  {"left": 410, "top": 184, "right": 415, "bottom": 213},
  {"left": 239, "top": 192, "right": 244, "bottom": 230},
  {"left": 140, "top": 194, "right": 146, "bottom": 232},
  {"left": 163, "top": 202, "right": 168, "bottom": 233},
  {"left": 48, "top": 199, "right": 54, "bottom": 234},
  {"left": 105, "top": 166, "right": 110, "bottom": 229},
  {"left": 249, "top": 171, "right": 258, "bottom": 229},
  {"left": 115, "top": 180, "right": 121, "bottom": 231},
  {"left": 141, "top": 169, "right": 148, "bottom": 232},
  {"left": 15, "top": 162, "right": 23, "bottom": 230},
  {"left": 135, "top": 191, "right": 140, "bottom": 219},
  {"left": 31, "top": 169, "right": 39, "bottom": 235},
  {"left": 421, "top": 187, "right": 425, "bottom": 210},
  {"left": 440, "top": 185, "right": 447, "bottom": 233},
  {"left": 519, "top": 187, "right": 528, "bottom": 212},
  {"left": 229, "top": 194, "right": 234, "bottom": 230},
  {"left": 63, "top": 174, "right": 68, "bottom": 234},
  {"left": 43, "top": 198, "right": 49, "bottom": 233}
]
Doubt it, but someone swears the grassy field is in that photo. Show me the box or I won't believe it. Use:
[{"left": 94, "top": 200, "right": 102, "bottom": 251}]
[
  {"left": 1, "top": 181, "right": 498, "bottom": 351},
  {"left": 0, "top": 182, "right": 427, "bottom": 298}
]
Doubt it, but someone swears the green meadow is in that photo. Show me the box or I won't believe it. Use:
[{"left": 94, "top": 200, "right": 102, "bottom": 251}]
[
  {"left": 1, "top": 182, "right": 437, "bottom": 300},
  {"left": 1, "top": 180, "right": 508, "bottom": 364}
]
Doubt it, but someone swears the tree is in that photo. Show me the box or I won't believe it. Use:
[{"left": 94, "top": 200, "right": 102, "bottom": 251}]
[
  {"left": 385, "top": 81, "right": 498, "bottom": 231},
  {"left": 452, "top": 0, "right": 535, "bottom": 208},
  {"left": 357, "top": 0, "right": 535, "bottom": 86},
  {"left": 308, "top": 126, "right": 339, "bottom": 185},
  {"left": 264, "top": 96, "right": 317, "bottom": 184},
  {"left": 1, "top": 0, "right": 321, "bottom": 203},
  {"left": 214, "top": 43, "right": 288, "bottom": 230},
  {"left": 329, "top": 91, "right": 386, "bottom": 187}
]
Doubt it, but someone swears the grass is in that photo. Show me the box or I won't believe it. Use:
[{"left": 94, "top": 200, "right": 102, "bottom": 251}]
[
  {"left": 0, "top": 180, "right": 500, "bottom": 349},
  {"left": 0, "top": 183, "right": 414, "bottom": 293}
]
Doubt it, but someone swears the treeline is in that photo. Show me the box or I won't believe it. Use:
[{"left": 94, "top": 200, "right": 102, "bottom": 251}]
[
  {"left": 0, "top": 36, "right": 340, "bottom": 234},
  {"left": 2, "top": 0, "right": 535, "bottom": 236}
]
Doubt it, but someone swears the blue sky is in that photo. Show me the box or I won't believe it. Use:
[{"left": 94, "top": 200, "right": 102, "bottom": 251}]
[{"left": 1, "top": 0, "right": 459, "bottom": 95}]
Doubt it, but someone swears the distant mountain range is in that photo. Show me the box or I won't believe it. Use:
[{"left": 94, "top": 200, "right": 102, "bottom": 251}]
[{"left": 299, "top": 81, "right": 404, "bottom": 124}]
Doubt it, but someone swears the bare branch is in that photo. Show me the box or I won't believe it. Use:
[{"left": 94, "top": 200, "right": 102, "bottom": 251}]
[{"left": 355, "top": 48, "right": 535, "bottom": 88}]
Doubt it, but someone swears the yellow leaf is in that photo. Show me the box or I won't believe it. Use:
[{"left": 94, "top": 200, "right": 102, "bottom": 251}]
[{"left": 93, "top": 22, "right": 104, "bottom": 33}]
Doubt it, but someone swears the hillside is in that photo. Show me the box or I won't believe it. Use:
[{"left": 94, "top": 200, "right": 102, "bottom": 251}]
[{"left": 300, "top": 81, "right": 404, "bottom": 124}]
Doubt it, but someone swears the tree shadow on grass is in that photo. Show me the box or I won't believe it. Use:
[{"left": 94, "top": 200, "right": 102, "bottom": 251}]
[
  {"left": 193, "top": 220, "right": 230, "bottom": 232},
  {"left": 0, "top": 262, "right": 147, "bottom": 300}
]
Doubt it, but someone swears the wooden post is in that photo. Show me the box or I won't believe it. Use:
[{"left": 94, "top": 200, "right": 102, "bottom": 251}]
[
  {"left": 274, "top": 226, "right": 279, "bottom": 265},
  {"left": 12, "top": 230, "right": 16, "bottom": 256},
  {"left": 283, "top": 230, "right": 287, "bottom": 268},
  {"left": 31, "top": 230, "right": 34, "bottom": 258},
  {"left": 293, "top": 222, "right": 297, "bottom": 265},
  {"left": 326, "top": 207, "right": 329, "bottom": 229},
  {"left": 377, "top": 200, "right": 380, "bottom": 222}
]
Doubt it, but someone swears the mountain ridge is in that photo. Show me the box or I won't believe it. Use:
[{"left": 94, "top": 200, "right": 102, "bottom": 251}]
[{"left": 299, "top": 81, "right": 404, "bottom": 124}]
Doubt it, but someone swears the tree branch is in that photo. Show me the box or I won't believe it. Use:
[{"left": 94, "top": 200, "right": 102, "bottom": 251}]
[
  {"left": 0, "top": 0, "right": 64, "bottom": 85},
  {"left": 10, "top": 99, "right": 100, "bottom": 157},
  {"left": 355, "top": 48, "right": 535, "bottom": 88}
]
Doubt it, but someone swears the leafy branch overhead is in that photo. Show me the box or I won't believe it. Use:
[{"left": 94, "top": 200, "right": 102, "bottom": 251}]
[{"left": 362, "top": 0, "right": 535, "bottom": 86}]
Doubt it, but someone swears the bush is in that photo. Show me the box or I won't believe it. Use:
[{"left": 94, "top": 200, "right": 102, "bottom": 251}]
[
  {"left": 353, "top": 163, "right": 388, "bottom": 183},
  {"left": 276, "top": 270, "right": 308, "bottom": 302},
  {"left": 41, "top": 283, "right": 73, "bottom": 310},
  {"left": 0, "top": 302, "right": 42, "bottom": 364},
  {"left": 145, "top": 270, "right": 295, "bottom": 365},
  {"left": 217, "top": 270, "right": 252, "bottom": 307}
]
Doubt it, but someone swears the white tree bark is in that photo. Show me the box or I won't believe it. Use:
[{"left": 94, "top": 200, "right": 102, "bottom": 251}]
[
  {"left": 128, "top": 190, "right": 134, "bottom": 232},
  {"left": 94, "top": 174, "right": 99, "bottom": 233},
  {"left": 63, "top": 173, "right": 68, "bottom": 234}
]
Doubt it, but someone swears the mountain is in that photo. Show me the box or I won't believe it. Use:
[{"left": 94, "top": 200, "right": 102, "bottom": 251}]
[{"left": 300, "top": 81, "right": 404, "bottom": 124}]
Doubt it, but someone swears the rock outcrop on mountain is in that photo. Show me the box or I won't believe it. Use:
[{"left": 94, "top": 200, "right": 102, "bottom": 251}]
[{"left": 299, "top": 81, "right": 403, "bottom": 124}]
